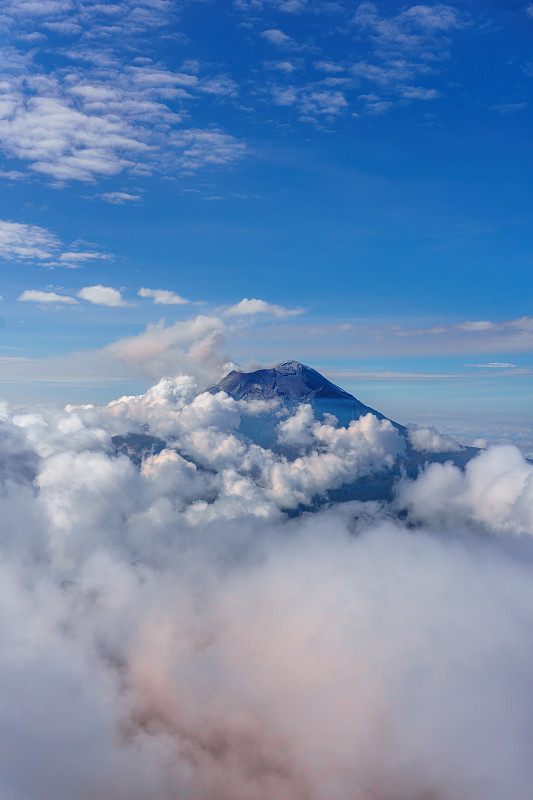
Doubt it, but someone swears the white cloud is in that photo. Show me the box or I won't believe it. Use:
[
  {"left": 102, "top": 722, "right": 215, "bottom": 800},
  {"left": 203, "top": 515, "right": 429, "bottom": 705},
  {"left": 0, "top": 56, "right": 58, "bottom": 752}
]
[
  {"left": 400, "top": 85, "right": 440, "bottom": 100},
  {"left": 347, "top": 3, "right": 465, "bottom": 114},
  {"left": 225, "top": 298, "right": 304, "bottom": 318},
  {"left": 171, "top": 128, "right": 246, "bottom": 171},
  {"left": 265, "top": 60, "right": 299, "bottom": 73},
  {"left": 399, "top": 444, "right": 533, "bottom": 536},
  {"left": 0, "top": 92, "right": 146, "bottom": 182},
  {"left": 56, "top": 250, "right": 113, "bottom": 269},
  {"left": 408, "top": 424, "right": 463, "bottom": 453},
  {"left": 0, "top": 218, "right": 111, "bottom": 267},
  {"left": 106, "top": 315, "right": 227, "bottom": 380},
  {"left": 491, "top": 102, "right": 528, "bottom": 114},
  {"left": 466, "top": 362, "right": 517, "bottom": 369},
  {"left": 58, "top": 251, "right": 109, "bottom": 263},
  {"left": 399, "top": 4, "right": 462, "bottom": 32},
  {"left": 0, "top": 16, "right": 246, "bottom": 183},
  {"left": 78, "top": 284, "right": 125, "bottom": 307},
  {"left": 301, "top": 89, "right": 348, "bottom": 116},
  {"left": 138, "top": 287, "right": 189, "bottom": 305},
  {"left": 99, "top": 191, "right": 142, "bottom": 204},
  {"left": 455, "top": 320, "right": 500, "bottom": 332},
  {"left": 314, "top": 61, "right": 344, "bottom": 73},
  {"left": 0, "top": 370, "right": 532, "bottom": 800},
  {"left": 261, "top": 28, "right": 293, "bottom": 46},
  {"left": 0, "top": 219, "right": 60, "bottom": 261},
  {"left": 17, "top": 289, "right": 78, "bottom": 304}
]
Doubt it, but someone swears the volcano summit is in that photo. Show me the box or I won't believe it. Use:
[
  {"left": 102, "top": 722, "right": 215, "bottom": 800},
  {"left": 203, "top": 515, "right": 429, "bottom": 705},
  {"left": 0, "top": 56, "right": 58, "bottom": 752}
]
[{"left": 208, "top": 360, "right": 405, "bottom": 431}]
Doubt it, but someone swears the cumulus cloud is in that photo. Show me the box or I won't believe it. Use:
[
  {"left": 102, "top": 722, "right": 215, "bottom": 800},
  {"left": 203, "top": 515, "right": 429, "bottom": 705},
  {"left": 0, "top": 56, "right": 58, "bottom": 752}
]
[
  {"left": 139, "top": 287, "right": 189, "bottom": 305},
  {"left": 399, "top": 443, "right": 533, "bottom": 537},
  {"left": 78, "top": 284, "right": 126, "bottom": 307},
  {"left": 0, "top": 371, "right": 532, "bottom": 800},
  {"left": 17, "top": 289, "right": 78, "bottom": 304},
  {"left": 225, "top": 298, "right": 304, "bottom": 318},
  {"left": 408, "top": 424, "right": 463, "bottom": 453}
]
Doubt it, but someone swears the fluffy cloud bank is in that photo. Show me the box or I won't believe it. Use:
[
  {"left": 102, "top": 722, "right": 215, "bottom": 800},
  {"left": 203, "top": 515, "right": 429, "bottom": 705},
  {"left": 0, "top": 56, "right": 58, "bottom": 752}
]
[{"left": 0, "top": 373, "right": 533, "bottom": 800}]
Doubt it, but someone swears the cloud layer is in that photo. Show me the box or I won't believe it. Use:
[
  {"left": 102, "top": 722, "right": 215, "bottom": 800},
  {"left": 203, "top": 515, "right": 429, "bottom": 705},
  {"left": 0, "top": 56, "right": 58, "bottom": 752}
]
[{"left": 1, "top": 365, "right": 533, "bottom": 799}]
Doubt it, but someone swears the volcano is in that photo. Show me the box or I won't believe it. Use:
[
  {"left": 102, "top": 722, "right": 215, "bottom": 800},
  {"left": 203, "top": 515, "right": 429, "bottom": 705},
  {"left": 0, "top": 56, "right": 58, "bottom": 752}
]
[
  {"left": 208, "top": 360, "right": 406, "bottom": 431},
  {"left": 114, "top": 360, "right": 478, "bottom": 506}
]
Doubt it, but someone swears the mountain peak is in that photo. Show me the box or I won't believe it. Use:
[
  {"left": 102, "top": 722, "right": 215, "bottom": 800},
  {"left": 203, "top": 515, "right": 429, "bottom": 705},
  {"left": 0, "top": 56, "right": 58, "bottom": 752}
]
[{"left": 209, "top": 360, "right": 355, "bottom": 403}]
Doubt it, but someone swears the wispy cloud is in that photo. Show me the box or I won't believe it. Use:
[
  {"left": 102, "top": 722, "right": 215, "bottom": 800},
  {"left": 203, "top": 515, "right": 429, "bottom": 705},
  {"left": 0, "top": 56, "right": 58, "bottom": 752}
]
[
  {"left": 347, "top": 3, "right": 465, "bottom": 113},
  {"left": 98, "top": 191, "right": 142, "bottom": 204},
  {"left": 261, "top": 29, "right": 294, "bottom": 46},
  {"left": 171, "top": 129, "right": 246, "bottom": 171},
  {"left": 56, "top": 250, "right": 113, "bottom": 269},
  {"left": 491, "top": 101, "right": 528, "bottom": 114},
  {"left": 0, "top": 218, "right": 111, "bottom": 267},
  {"left": 0, "top": 220, "right": 60, "bottom": 261},
  {"left": 466, "top": 362, "right": 517, "bottom": 369},
  {"left": 454, "top": 320, "right": 500, "bottom": 332}
]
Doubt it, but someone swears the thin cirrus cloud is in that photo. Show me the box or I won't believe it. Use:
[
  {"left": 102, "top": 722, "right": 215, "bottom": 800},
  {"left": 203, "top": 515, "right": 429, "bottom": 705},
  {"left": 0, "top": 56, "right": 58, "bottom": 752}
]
[
  {"left": 225, "top": 297, "right": 305, "bottom": 318},
  {"left": 139, "top": 288, "right": 189, "bottom": 305},
  {"left": 466, "top": 362, "right": 517, "bottom": 369},
  {"left": 77, "top": 285, "right": 126, "bottom": 307}
]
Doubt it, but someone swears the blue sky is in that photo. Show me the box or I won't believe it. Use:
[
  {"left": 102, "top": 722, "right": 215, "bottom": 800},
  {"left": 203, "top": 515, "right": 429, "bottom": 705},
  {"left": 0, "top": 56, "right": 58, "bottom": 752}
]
[{"left": 0, "top": 0, "right": 532, "bottom": 438}]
